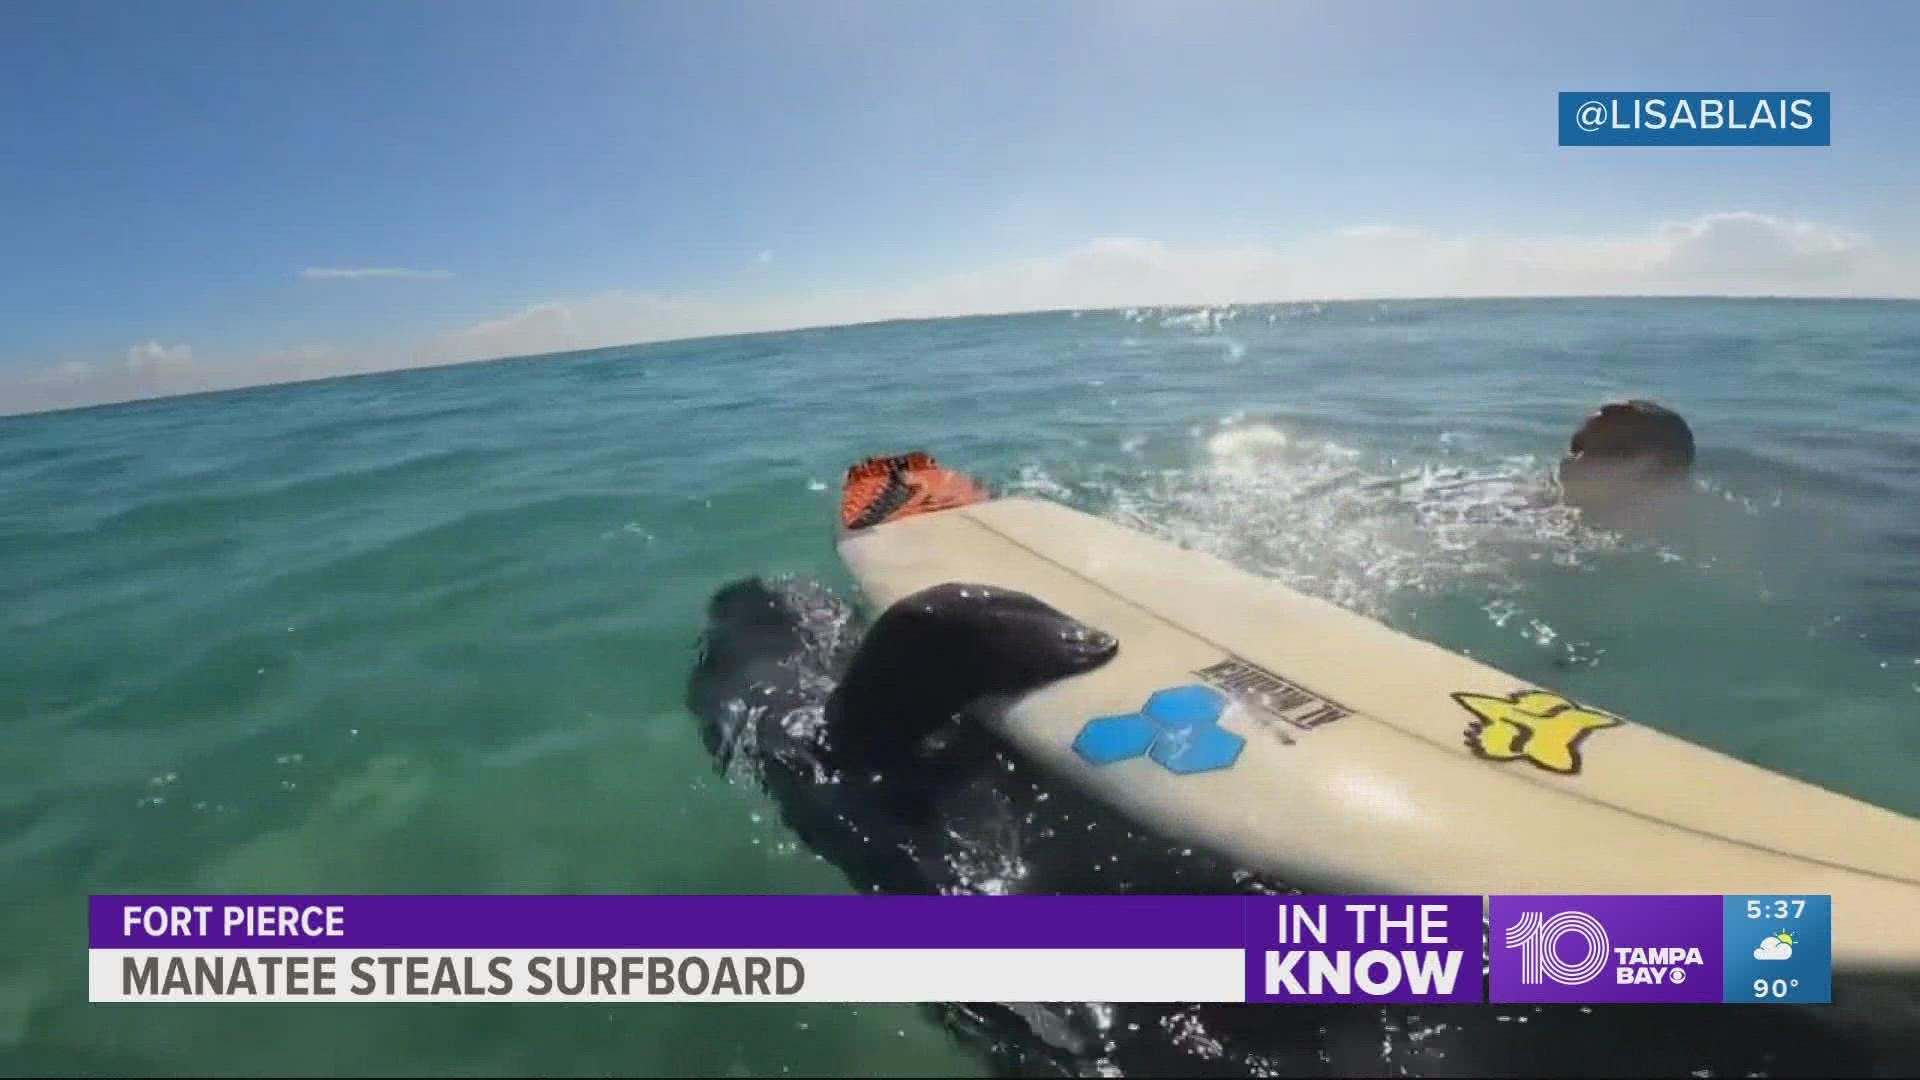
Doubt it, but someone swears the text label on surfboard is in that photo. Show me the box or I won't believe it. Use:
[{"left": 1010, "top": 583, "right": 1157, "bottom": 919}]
[{"left": 1196, "top": 658, "right": 1351, "bottom": 746}]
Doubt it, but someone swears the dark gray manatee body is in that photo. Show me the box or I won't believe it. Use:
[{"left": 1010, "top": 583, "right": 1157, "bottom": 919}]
[
  {"left": 689, "top": 577, "right": 1135, "bottom": 897},
  {"left": 687, "top": 577, "right": 1289, "bottom": 894},
  {"left": 687, "top": 576, "right": 1338, "bottom": 1075},
  {"left": 691, "top": 579, "right": 1116, "bottom": 773},
  {"left": 686, "top": 576, "right": 1898, "bottom": 1078}
]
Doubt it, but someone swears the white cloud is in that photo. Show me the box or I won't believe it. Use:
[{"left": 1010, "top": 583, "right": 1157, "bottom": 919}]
[
  {"left": 1336, "top": 224, "right": 1424, "bottom": 242},
  {"left": 6, "top": 211, "right": 1916, "bottom": 415},
  {"left": 757, "top": 250, "right": 774, "bottom": 265},
  {"left": 125, "top": 340, "right": 193, "bottom": 372},
  {"left": 6, "top": 342, "right": 203, "bottom": 414},
  {"left": 1754, "top": 936, "right": 1794, "bottom": 961},
  {"left": 1278, "top": 212, "right": 1885, "bottom": 300},
  {"left": 299, "top": 267, "right": 454, "bottom": 280},
  {"left": 1657, "top": 212, "right": 1865, "bottom": 280}
]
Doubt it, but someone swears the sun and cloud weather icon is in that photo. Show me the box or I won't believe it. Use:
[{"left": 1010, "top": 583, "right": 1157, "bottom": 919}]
[
  {"left": 1754, "top": 932, "right": 1796, "bottom": 961},
  {"left": 1071, "top": 685, "right": 1244, "bottom": 774}
]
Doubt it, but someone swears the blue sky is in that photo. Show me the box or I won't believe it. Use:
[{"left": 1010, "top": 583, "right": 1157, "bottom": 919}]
[{"left": 4, "top": 0, "right": 1917, "bottom": 412}]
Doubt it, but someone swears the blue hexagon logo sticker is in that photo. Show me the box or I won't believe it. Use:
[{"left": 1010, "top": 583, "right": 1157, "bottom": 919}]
[{"left": 1071, "top": 684, "right": 1244, "bottom": 774}]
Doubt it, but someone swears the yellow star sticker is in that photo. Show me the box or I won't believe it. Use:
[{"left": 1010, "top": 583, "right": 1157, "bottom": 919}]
[{"left": 1453, "top": 690, "right": 1623, "bottom": 774}]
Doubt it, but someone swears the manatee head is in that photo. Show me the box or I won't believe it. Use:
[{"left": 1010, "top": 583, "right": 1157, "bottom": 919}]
[
  {"left": 825, "top": 583, "right": 1118, "bottom": 770},
  {"left": 1557, "top": 399, "right": 1696, "bottom": 515}
]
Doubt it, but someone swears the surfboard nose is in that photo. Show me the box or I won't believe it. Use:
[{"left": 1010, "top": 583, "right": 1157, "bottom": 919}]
[{"left": 839, "top": 450, "right": 990, "bottom": 533}]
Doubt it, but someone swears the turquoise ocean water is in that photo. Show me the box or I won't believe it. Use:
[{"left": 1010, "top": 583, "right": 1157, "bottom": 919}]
[{"left": 3, "top": 298, "right": 1918, "bottom": 1076}]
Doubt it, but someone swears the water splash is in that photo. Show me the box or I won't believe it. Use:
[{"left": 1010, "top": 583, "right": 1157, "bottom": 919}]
[{"left": 1009, "top": 420, "right": 1618, "bottom": 622}]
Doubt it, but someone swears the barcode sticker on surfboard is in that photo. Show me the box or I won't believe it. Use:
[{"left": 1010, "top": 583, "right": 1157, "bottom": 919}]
[{"left": 1197, "top": 658, "right": 1352, "bottom": 732}]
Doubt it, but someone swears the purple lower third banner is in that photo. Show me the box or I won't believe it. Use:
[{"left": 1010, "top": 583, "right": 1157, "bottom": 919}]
[
  {"left": 92, "top": 895, "right": 1248, "bottom": 950},
  {"left": 85, "top": 894, "right": 1831, "bottom": 1004},
  {"left": 88, "top": 894, "right": 1483, "bottom": 1004}
]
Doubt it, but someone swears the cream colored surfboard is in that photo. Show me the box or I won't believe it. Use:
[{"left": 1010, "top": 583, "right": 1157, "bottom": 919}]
[{"left": 836, "top": 488, "right": 1920, "bottom": 973}]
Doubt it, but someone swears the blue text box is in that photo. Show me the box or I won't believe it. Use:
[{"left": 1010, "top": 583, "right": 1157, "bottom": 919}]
[{"left": 1559, "top": 92, "right": 1829, "bottom": 147}]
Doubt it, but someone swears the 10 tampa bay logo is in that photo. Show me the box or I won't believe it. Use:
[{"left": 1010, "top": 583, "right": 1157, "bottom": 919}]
[{"left": 1488, "top": 895, "right": 1723, "bottom": 1004}]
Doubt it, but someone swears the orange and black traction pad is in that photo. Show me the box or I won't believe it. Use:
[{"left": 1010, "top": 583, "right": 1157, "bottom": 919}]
[{"left": 840, "top": 451, "right": 991, "bottom": 531}]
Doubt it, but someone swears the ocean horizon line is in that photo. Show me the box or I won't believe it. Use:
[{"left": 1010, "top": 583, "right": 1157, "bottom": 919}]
[{"left": 5, "top": 292, "right": 1917, "bottom": 423}]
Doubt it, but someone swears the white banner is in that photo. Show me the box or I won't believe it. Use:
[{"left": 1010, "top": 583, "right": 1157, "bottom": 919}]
[{"left": 90, "top": 948, "right": 1245, "bottom": 1004}]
